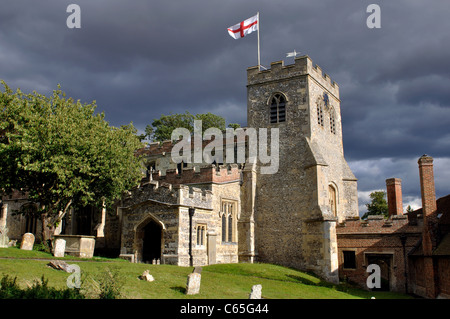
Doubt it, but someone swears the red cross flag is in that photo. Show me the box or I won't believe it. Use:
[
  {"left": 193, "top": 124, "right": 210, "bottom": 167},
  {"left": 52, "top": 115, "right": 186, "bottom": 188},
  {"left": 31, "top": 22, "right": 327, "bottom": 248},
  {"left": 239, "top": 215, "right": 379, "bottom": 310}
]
[{"left": 227, "top": 14, "right": 259, "bottom": 39}]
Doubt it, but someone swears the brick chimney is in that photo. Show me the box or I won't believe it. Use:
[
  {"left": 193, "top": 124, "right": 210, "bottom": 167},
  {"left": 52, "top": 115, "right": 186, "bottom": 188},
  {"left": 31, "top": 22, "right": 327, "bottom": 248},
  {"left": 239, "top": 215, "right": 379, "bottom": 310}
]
[
  {"left": 386, "top": 178, "right": 403, "bottom": 216},
  {"left": 418, "top": 155, "right": 437, "bottom": 219},
  {"left": 418, "top": 154, "right": 437, "bottom": 298}
]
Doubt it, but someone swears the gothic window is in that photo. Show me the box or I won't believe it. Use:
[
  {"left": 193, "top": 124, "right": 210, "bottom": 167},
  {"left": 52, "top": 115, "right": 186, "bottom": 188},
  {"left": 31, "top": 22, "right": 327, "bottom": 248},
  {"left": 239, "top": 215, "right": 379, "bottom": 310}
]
[
  {"left": 329, "top": 185, "right": 337, "bottom": 216},
  {"left": 221, "top": 200, "right": 237, "bottom": 243},
  {"left": 330, "top": 109, "right": 336, "bottom": 134},
  {"left": 269, "top": 93, "right": 286, "bottom": 124},
  {"left": 196, "top": 224, "right": 206, "bottom": 246}
]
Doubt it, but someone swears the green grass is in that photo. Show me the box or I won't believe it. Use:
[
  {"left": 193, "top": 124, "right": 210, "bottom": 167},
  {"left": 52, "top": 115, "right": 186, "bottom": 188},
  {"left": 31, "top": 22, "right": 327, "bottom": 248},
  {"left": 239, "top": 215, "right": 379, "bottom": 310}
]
[{"left": 0, "top": 247, "right": 414, "bottom": 299}]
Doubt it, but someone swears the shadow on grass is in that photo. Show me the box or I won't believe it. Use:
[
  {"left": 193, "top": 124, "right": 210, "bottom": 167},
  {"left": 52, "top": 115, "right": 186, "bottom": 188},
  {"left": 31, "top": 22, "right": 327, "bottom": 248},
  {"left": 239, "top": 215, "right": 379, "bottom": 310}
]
[{"left": 170, "top": 286, "right": 186, "bottom": 294}]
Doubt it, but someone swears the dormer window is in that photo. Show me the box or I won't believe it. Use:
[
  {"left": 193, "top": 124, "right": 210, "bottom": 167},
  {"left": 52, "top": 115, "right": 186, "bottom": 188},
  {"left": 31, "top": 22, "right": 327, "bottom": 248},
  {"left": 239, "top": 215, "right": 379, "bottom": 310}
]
[{"left": 269, "top": 93, "right": 286, "bottom": 124}]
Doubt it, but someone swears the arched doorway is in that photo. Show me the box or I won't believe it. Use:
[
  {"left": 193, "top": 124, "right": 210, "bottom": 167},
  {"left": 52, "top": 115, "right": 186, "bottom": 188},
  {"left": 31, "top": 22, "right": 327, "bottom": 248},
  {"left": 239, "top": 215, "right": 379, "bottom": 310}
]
[{"left": 142, "top": 220, "right": 162, "bottom": 263}]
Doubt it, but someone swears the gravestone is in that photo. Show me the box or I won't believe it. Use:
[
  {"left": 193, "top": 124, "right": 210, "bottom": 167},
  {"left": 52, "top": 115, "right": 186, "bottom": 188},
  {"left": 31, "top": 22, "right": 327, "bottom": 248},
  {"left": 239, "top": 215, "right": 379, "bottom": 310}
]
[
  {"left": 53, "top": 238, "right": 66, "bottom": 257},
  {"left": 139, "top": 270, "right": 155, "bottom": 282},
  {"left": 249, "top": 284, "right": 262, "bottom": 299},
  {"left": 20, "top": 232, "right": 35, "bottom": 251},
  {"left": 185, "top": 272, "right": 201, "bottom": 295},
  {"left": 0, "top": 226, "right": 9, "bottom": 248}
]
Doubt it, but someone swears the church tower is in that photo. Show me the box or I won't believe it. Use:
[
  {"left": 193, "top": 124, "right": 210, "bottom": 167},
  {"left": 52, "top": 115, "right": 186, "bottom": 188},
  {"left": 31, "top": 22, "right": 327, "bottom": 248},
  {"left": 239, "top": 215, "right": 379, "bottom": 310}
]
[{"left": 245, "top": 56, "right": 358, "bottom": 282}]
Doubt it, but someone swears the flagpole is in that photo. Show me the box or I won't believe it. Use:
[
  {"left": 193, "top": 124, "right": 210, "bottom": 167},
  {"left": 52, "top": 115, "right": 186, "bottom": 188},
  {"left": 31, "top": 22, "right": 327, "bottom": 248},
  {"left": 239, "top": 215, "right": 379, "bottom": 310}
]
[{"left": 257, "top": 12, "right": 261, "bottom": 71}]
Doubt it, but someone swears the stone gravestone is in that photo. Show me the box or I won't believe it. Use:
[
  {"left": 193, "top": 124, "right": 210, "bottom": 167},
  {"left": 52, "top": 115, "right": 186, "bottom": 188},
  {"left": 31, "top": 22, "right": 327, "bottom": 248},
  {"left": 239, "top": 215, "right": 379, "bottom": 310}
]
[
  {"left": 20, "top": 232, "right": 35, "bottom": 251},
  {"left": 53, "top": 238, "right": 66, "bottom": 257},
  {"left": 139, "top": 270, "right": 155, "bottom": 282},
  {"left": 0, "top": 226, "right": 9, "bottom": 248},
  {"left": 249, "top": 284, "right": 262, "bottom": 299},
  {"left": 185, "top": 267, "right": 202, "bottom": 295}
]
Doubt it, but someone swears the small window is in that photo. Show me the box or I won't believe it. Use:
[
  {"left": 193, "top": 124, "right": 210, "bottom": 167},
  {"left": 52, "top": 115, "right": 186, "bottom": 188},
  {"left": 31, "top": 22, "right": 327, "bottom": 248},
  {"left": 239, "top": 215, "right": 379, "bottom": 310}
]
[
  {"left": 329, "top": 185, "right": 337, "bottom": 216},
  {"left": 269, "top": 94, "right": 286, "bottom": 124},
  {"left": 196, "top": 224, "right": 206, "bottom": 246},
  {"left": 343, "top": 251, "right": 356, "bottom": 269},
  {"left": 221, "top": 200, "right": 237, "bottom": 243}
]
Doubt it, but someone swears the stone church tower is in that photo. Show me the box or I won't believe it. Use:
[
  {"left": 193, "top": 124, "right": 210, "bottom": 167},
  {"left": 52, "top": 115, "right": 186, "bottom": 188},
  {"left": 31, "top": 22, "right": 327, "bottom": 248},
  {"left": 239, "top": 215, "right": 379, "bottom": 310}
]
[{"left": 244, "top": 56, "right": 359, "bottom": 283}]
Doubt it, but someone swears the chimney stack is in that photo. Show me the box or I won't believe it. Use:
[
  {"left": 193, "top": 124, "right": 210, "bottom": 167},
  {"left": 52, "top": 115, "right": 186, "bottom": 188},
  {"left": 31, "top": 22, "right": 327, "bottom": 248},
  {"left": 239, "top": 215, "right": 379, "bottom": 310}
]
[
  {"left": 386, "top": 178, "right": 403, "bottom": 217},
  {"left": 418, "top": 155, "right": 437, "bottom": 219},
  {"left": 418, "top": 154, "right": 438, "bottom": 298}
]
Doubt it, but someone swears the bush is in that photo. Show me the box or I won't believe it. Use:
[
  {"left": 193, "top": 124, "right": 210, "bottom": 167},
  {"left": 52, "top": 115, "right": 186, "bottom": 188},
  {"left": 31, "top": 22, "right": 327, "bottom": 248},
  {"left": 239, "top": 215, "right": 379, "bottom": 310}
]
[
  {"left": 96, "top": 267, "right": 123, "bottom": 299},
  {"left": 0, "top": 275, "right": 85, "bottom": 299}
]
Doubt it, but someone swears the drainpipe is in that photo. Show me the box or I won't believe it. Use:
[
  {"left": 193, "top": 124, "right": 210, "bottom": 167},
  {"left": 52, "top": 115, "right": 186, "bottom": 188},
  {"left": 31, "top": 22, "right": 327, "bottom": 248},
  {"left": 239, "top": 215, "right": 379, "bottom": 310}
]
[{"left": 188, "top": 207, "right": 195, "bottom": 267}]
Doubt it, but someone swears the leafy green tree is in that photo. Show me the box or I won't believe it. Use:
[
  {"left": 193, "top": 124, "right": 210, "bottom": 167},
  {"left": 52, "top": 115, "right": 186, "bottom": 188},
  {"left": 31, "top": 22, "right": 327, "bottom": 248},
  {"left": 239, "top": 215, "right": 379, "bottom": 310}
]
[
  {"left": 0, "top": 81, "right": 144, "bottom": 244},
  {"left": 146, "top": 111, "right": 226, "bottom": 142},
  {"left": 227, "top": 123, "right": 241, "bottom": 129},
  {"left": 362, "top": 191, "right": 389, "bottom": 219}
]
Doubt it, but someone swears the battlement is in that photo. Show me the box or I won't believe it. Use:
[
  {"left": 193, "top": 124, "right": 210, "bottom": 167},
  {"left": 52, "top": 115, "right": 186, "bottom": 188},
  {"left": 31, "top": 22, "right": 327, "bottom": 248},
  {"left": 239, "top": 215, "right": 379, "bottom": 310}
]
[
  {"left": 336, "top": 214, "right": 423, "bottom": 235},
  {"left": 151, "top": 163, "right": 241, "bottom": 185},
  {"left": 123, "top": 180, "right": 212, "bottom": 210},
  {"left": 247, "top": 55, "right": 339, "bottom": 98}
]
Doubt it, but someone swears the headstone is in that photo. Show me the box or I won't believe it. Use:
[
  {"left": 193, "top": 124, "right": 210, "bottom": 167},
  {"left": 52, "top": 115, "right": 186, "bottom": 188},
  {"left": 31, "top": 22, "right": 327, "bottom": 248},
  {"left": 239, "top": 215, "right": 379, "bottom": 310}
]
[
  {"left": 0, "top": 226, "right": 9, "bottom": 248},
  {"left": 47, "top": 260, "right": 72, "bottom": 273},
  {"left": 53, "top": 238, "right": 66, "bottom": 257},
  {"left": 249, "top": 284, "right": 262, "bottom": 299},
  {"left": 185, "top": 272, "right": 201, "bottom": 295},
  {"left": 20, "top": 232, "right": 35, "bottom": 251},
  {"left": 139, "top": 270, "right": 155, "bottom": 282}
]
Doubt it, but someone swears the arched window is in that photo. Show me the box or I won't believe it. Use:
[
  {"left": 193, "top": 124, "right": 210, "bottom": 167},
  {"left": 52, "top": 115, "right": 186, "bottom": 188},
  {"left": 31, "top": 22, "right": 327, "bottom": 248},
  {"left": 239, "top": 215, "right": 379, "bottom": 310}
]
[
  {"left": 329, "top": 185, "right": 337, "bottom": 216},
  {"left": 221, "top": 200, "right": 237, "bottom": 243},
  {"left": 196, "top": 224, "right": 206, "bottom": 246},
  {"left": 269, "top": 93, "right": 286, "bottom": 124}
]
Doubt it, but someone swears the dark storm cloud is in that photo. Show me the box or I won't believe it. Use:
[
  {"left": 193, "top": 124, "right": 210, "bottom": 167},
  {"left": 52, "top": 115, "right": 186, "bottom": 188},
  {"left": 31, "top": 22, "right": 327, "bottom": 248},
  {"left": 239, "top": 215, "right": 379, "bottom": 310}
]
[{"left": 1, "top": 0, "right": 449, "bottom": 208}]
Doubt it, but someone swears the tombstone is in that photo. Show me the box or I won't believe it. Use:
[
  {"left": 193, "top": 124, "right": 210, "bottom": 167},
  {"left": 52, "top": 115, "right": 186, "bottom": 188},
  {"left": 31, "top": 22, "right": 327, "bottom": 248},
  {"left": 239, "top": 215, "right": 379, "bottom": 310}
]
[
  {"left": 139, "top": 270, "right": 155, "bottom": 282},
  {"left": 53, "top": 238, "right": 66, "bottom": 257},
  {"left": 20, "top": 232, "right": 35, "bottom": 251},
  {"left": 47, "top": 260, "right": 72, "bottom": 273},
  {"left": 185, "top": 272, "right": 201, "bottom": 295},
  {"left": 0, "top": 226, "right": 9, "bottom": 248},
  {"left": 156, "top": 259, "right": 160, "bottom": 265},
  {"left": 249, "top": 284, "right": 262, "bottom": 299}
]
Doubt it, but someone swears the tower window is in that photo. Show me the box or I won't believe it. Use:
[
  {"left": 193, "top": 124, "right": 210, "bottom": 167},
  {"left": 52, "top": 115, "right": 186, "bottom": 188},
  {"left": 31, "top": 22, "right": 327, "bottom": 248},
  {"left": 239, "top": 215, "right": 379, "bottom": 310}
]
[{"left": 269, "top": 94, "right": 286, "bottom": 124}]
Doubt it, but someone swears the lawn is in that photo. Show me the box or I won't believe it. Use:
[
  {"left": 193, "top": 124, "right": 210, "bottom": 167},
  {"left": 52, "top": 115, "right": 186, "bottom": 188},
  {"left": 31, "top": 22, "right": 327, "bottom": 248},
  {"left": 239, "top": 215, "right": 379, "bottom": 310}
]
[{"left": 0, "top": 247, "right": 413, "bottom": 299}]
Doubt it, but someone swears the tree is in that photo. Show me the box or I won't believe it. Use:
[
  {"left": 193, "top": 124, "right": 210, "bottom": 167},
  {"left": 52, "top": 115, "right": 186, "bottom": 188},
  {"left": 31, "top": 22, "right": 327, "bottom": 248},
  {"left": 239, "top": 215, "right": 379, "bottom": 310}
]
[
  {"left": 362, "top": 191, "right": 389, "bottom": 219},
  {"left": 227, "top": 123, "right": 241, "bottom": 129},
  {"left": 0, "top": 81, "right": 144, "bottom": 245},
  {"left": 145, "top": 111, "right": 226, "bottom": 142}
]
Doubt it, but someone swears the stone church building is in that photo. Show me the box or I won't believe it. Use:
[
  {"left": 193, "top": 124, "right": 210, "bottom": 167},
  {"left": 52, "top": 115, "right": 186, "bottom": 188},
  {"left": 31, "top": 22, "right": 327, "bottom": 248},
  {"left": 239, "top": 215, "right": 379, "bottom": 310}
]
[
  {"left": 1, "top": 55, "right": 359, "bottom": 284},
  {"left": 109, "top": 55, "right": 358, "bottom": 284}
]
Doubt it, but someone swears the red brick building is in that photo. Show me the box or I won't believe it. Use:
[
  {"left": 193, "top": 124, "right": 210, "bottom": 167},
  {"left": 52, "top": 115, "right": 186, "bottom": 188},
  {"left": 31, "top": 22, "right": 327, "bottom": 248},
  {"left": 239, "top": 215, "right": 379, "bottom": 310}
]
[{"left": 336, "top": 155, "right": 450, "bottom": 298}]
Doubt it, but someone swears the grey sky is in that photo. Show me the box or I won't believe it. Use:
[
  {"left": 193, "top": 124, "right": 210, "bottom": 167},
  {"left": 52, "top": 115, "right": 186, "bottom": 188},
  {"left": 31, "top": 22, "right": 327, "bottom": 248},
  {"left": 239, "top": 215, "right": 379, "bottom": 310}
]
[{"left": 1, "top": 0, "right": 449, "bottom": 214}]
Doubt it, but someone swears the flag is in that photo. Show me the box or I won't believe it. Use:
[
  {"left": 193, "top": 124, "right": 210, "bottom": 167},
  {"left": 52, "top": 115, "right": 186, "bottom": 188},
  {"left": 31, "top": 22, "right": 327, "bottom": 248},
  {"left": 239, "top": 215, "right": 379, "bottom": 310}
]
[{"left": 227, "top": 14, "right": 258, "bottom": 39}]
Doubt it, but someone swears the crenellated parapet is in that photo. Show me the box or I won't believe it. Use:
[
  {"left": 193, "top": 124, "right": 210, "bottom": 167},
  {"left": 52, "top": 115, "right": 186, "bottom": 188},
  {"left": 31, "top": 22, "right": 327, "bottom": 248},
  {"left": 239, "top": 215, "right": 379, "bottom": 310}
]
[
  {"left": 336, "top": 214, "right": 423, "bottom": 234},
  {"left": 151, "top": 164, "right": 241, "bottom": 185},
  {"left": 123, "top": 180, "right": 212, "bottom": 210},
  {"left": 247, "top": 55, "right": 339, "bottom": 99}
]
